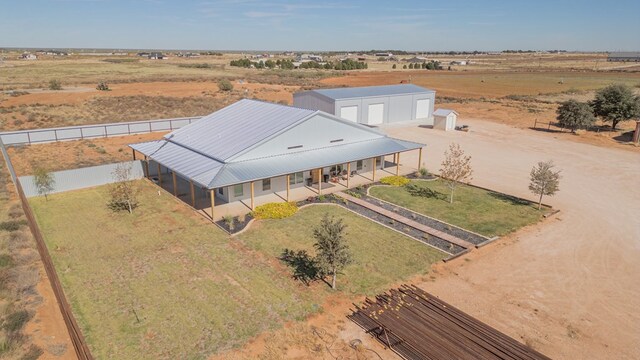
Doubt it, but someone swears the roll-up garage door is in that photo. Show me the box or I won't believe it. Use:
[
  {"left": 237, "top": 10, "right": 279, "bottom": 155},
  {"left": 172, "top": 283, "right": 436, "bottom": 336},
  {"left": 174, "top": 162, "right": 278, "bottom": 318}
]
[
  {"left": 416, "top": 99, "right": 431, "bottom": 119},
  {"left": 340, "top": 105, "right": 358, "bottom": 122},
  {"left": 367, "top": 103, "right": 384, "bottom": 125}
]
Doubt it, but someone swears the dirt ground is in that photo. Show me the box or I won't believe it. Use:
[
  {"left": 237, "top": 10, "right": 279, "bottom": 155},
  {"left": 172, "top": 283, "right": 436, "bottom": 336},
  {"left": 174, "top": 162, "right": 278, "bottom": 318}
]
[
  {"left": 381, "top": 120, "right": 640, "bottom": 360},
  {"left": 7, "top": 132, "right": 167, "bottom": 175}
]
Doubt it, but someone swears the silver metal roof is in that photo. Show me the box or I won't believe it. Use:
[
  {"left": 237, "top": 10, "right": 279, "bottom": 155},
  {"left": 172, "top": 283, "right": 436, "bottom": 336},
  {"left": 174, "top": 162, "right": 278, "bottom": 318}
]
[
  {"left": 208, "top": 137, "right": 423, "bottom": 188},
  {"left": 305, "top": 84, "right": 434, "bottom": 101},
  {"left": 166, "top": 99, "right": 317, "bottom": 161},
  {"left": 433, "top": 109, "right": 458, "bottom": 116},
  {"left": 608, "top": 52, "right": 640, "bottom": 58},
  {"left": 130, "top": 99, "right": 426, "bottom": 189}
]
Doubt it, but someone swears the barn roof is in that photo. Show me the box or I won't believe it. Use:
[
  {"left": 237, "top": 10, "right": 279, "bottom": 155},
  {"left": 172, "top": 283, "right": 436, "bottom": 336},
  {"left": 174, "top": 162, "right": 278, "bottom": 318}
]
[
  {"left": 130, "top": 99, "right": 425, "bottom": 189},
  {"left": 304, "top": 84, "right": 434, "bottom": 101}
]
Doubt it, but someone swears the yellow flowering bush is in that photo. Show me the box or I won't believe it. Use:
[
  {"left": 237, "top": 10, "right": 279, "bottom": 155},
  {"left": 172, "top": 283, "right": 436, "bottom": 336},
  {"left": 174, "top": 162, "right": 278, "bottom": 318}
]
[
  {"left": 252, "top": 202, "right": 298, "bottom": 219},
  {"left": 380, "top": 176, "right": 410, "bottom": 186}
]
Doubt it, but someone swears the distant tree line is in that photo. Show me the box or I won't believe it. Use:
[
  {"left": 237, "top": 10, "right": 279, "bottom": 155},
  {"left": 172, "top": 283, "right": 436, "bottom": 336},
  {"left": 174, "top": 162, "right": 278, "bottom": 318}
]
[{"left": 229, "top": 58, "right": 367, "bottom": 70}]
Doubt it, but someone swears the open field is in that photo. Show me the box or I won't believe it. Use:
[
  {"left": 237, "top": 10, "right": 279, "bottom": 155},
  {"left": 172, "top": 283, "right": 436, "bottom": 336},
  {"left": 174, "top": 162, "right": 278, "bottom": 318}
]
[
  {"left": 369, "top": 180, "right": 551, "bottom": 238},
  {"left": 30, "top": 181, "right": 445, "bottom": 358},
  {"left": 238, "top": 205, "right": 446, "bottom": 295}
]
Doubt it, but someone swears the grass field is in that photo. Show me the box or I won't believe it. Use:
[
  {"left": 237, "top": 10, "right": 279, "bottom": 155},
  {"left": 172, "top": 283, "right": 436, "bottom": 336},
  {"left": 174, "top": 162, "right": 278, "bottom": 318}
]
[
  {"left": 369, "top": 180, "right": 550, "bottom": 237},
  {"left": 30, "top": 182, "right": 445, "bottom": 358},
  {"left": 238, "top": 205, "right": 446, "bottom": 295}
]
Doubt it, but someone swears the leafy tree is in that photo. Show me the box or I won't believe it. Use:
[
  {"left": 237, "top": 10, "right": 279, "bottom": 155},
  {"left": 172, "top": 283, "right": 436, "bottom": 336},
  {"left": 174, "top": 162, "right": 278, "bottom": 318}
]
[
  {"left": 529, "top": 160, "right": 561, "bottom": 210},
  {"left": 33, "top": 167, "right": 55, "bottom": 200},
  {"left": 590, "top": 84, "right": 640, "bottom": 130},
  {"left": 217, "top": 79, "right": 234, "bottom": 92},
  {"left": 556, "top": 99, "right": 595, "bottom": 132},
  {"left": 264, "top": 59, "right": 276, "bottom": 69},
  {"left": 439, "top": 143, "right": 473, "bottom": 204},
  {"left": 408, "top": 63, "right": 414, "bottom": 69},
  {"left": 48, "top": 79, "right": 62, "bottom": 90},
  {"left": 313, "top": 214, "right": 352, "bottom": 290},
  {"left": 108, "top": 163, "right": 139, "bottom": 213},
  {"left": 392, "top": 64, "right": 396, "bottom": 69},
  {"left": 402, "top": 64, "right": 407, "bottom": 69}
]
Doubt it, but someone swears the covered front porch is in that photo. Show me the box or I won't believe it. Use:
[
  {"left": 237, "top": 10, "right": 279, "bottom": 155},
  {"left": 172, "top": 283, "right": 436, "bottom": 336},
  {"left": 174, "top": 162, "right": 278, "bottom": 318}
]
[{"left": 133, "top": 149, "right": 424, "bottom": 221}]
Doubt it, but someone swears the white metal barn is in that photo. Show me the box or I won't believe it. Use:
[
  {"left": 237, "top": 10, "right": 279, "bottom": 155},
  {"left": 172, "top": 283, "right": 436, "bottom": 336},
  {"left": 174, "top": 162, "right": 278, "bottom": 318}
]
[
  {"left": 433, "top": 109, "right": 458, "bottom": 131},
  {"left": 293, "top": 84, "right": 436, "bottom": 126}
]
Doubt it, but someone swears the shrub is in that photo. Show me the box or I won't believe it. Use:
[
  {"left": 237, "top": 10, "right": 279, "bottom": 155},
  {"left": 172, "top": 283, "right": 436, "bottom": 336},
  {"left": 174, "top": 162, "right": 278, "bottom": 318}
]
[
  {"left": 252, "top": 202, "right": 298, "bottom": 219},
  {"left": 48, "top": 80, "right": 62, "bottom": 90},
  {"left": 96, "top": 81, "right": 110, "bottom": 91},
  {"left": 222, "top": 215, "right": 235, "bottom": 231},
  {"left": 380, "top": 176, "right": 410, "bottom": 186},
  {"left": 418, "top": 167, "right": 429, "bottom": 177},
  {"left": 0, "top": 220, "right": 27, "bottom": 232},
  {"left": 217, "top": 79, "right": 234, "bottom": 92},
  {"left": 2, "top": 310, "right": 31, "bottom": 332}
]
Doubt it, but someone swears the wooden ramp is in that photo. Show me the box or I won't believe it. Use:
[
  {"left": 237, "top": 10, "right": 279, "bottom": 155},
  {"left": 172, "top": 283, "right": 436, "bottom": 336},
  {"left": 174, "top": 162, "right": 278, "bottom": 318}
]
[{"left": 348, "top": 285, "right": 551, "bottom": 360}]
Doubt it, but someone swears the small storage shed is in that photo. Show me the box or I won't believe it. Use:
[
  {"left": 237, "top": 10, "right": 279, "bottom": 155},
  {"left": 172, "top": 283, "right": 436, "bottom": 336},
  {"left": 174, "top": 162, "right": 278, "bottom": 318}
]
[
  {"left": 433, "top": 109, "right": 458, "bottom": 131},
  {"left": 293, "top": 84, "right": 436, "bottom": 126}
]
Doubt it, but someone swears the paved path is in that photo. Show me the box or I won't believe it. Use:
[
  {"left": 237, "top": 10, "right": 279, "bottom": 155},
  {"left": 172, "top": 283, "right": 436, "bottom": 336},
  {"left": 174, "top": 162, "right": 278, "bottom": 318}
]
[{"left": 336, "top": 191, "right": 474, "bottom": 249}]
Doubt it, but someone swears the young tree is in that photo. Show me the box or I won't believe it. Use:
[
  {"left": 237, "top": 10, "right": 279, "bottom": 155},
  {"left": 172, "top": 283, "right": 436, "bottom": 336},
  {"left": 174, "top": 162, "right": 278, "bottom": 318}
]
[
  {"left": 108, "top": 163, "right": 139, "bottom": 214},
  {"left": 528, "top": 160, "right": 561, "bottom": 210},
  {"left": 590, "top": 84, "right": 640, "bottom": 130},
  {"left": 392, "top": 64, "right": 397, "bottom": 69},
  {"left": 313, "top": 214, "right": 352, "bottom": 290},
  {"left": 439, "top": 143, "right": 473, "bottom": 204},
  {"left": 556, "top": 99, "right": 595, "bottom": 132},
  {"left": 48, "top": 79, "right": 62, "bottom": 90},
  {"left": 33, "top": 167, "right": 55, "bottom": 200}
]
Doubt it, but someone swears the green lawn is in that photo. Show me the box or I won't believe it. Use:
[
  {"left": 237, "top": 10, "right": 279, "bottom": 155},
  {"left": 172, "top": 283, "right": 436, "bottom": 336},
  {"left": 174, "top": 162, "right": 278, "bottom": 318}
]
[
  {"left": 30, "top": 182, "right": 446, "bottom": 359},
  {"left": 30, "top": 182, "right": 319, "bottom": 359},
  {"left": 237, "top": 205, "right": 446, "bottom": 295},
  {"left": 369, "top": 180, "right": 550, "bottom": 237}
]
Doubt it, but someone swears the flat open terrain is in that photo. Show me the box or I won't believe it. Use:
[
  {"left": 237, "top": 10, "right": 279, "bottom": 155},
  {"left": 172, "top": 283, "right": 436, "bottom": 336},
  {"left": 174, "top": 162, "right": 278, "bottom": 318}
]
[
  {"left": 369, "top": 180, "right": 550, "bottom": 237},
  {"left": 30, "top": 181, "right": 445, "bottom": 358}
]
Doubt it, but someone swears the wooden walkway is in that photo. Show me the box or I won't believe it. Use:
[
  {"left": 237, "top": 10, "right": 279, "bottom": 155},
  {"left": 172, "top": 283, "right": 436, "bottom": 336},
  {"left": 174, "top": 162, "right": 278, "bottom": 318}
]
[
  {"left": 337, "top": 192, "right": 474, "bottom": 249},
  {"left": 349, "top": 285, "right": 551, "bottom": 360}
]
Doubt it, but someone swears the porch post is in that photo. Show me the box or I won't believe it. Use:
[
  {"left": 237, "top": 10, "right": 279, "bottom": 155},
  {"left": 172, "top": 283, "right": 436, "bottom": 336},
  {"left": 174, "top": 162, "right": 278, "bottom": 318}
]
[
  {"left": 318, "top": 168, "right": 322, "bottom": 195},
  {"left": 144, "top": 156, "right": 149, "bottom": 178},
  {"left": 132, "top": 149, "right": 136, "bottom": 161},
  {"left": 250, "top": 181, "right": 255, "bottom": 210},
  {"left": 417, "top": 147, "right": 422, "bottom": 170},
  {"left": 172, "top": 172, "right": 177, "bottom": 196},
  {"left": 210, "top": 189, "right": 215, "bottom": 220},
  {"left": 396, "top": 152, "right": 401, "bottom": 176},
  {"left": 286, "top": 175, "right": 290, "bottom": 201},
  {"left": 157, "top": 163, "right": 162, "bottom": 185},
  {"left": 372, "top": 157, "right": 376, "bottom": 182},
  {"left": 190, "top": 181, "right": 195, "bottom": 207},
  {"left": 346, "top": 162, "right": 351, "bottom": 188}
]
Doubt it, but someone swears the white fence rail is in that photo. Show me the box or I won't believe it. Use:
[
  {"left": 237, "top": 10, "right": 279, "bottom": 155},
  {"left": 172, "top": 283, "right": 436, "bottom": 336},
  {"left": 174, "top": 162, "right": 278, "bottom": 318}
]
[
  {"left": 19, "top": 161, "right": 145, "bottom": 197},
  {"left": 0, "top": 116, "right": 201, "bottom": 146}
]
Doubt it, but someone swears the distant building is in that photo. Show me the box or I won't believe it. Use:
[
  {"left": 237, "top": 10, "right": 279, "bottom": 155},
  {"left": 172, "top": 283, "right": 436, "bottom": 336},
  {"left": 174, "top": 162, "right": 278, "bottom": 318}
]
[
  {"left": 449, "top": 60, "right": 468, "bottom": 66},
  {"left": 607, "top": 52, "right": 640, "bottom": 62},
  {"left": 404, "top": 56, "right": 428, "bottom": 63},
  {"left": 299, "top": 54, "right": 323, "bottom": 62},
  {"left": 20, "top": 53, "right": 37, "bottom": 60},
  {"left": 148, "top": 52, "right": 166, "bottom": 60},
  {"left": 375, "top": 52, "right": 393, "bottom": 57}
]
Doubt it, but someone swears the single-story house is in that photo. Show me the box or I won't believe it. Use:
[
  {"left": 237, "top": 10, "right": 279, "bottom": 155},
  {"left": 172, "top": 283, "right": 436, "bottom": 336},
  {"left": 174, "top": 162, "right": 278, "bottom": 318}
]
[
  {"left": 293, "top": 84, "right": 436, "bottom": 126},
  {"left": 20, "top": 53, "right": 37, "bottom": 60},
  {"left": 129, "top": 99, "right": 425, "bottom": 218}
]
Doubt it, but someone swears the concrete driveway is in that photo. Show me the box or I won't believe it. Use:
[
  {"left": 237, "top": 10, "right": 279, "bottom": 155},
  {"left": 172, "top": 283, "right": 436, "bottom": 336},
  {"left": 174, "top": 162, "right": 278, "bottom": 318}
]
[{"left": 383, "top": 120, "right": 640, "bottom": 359}]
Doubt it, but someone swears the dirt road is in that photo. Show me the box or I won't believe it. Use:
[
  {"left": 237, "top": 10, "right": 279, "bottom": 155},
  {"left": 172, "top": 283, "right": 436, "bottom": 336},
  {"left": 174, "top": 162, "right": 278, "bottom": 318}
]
[{"left": 384, "top": 120, "right": 640, "bottom": 359}]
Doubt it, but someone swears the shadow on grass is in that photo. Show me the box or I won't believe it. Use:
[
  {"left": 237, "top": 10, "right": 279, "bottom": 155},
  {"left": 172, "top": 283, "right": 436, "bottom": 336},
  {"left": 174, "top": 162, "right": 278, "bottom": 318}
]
[
  {"left": 487, "top": 191, "right": 533, "bottom": 207},
  {"left": 280, "top": 249, "right": 330, "bottom": 287},
  {"left": 404, "top": 183, "right": 447, "bottom": 201}
]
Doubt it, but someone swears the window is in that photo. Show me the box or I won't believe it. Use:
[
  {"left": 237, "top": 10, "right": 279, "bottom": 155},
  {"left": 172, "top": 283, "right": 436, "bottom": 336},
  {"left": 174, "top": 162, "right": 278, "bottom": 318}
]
[
  {"left": 262, "top": 178, "right": 271, "bottom": 191},
  {"left": 218, "top": 188, "right": 223, "bottom": 195},
  {"left": 356, "top": 160, "right": 363, "bottom": 171},
  {"left": 289, "top": 172, "right": 304, "bottom": 185},
  {"left": 234, "top": 184, "right": 243, "bottom": 197}
]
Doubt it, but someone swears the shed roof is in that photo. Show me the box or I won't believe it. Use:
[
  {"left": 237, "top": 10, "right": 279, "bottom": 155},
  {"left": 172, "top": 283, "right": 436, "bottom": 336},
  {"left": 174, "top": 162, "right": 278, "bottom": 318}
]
[
  {"left": 433, "top": 109, "right": 458, "bottom": 117},
  {"left": 306, "top": 84, "right": 434, "bottom": 101}
]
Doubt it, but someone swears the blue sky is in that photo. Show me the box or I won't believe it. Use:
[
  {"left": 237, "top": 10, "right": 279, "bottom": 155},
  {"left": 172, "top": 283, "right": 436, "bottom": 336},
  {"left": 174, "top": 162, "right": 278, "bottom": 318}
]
[{"left": 1, "top": 0, "right": 639, "bottom": 51}]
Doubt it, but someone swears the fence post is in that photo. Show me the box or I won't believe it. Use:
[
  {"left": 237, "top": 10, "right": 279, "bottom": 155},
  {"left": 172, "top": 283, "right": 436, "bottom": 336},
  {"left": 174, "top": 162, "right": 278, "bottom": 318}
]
[
  {"left": 533, "top": 119, "right": 537, "bottom": 129},
  {"left": 54, "top": 130, "right": 58, "bottom": 141},
  {"left": 80, "top": 128, "right": 84, "bottom": 139},
  {"left": 149, "top": 122, "right": 152, "bottom": 132},
  {"left": 548, "top": 122, "right": 551, "bottom": 130},
  {"left": 27, "top": 132, "right": 31, "bottom": 144},
  {"left": 127, "top": 123, "right": 131, "bottom": 135}
]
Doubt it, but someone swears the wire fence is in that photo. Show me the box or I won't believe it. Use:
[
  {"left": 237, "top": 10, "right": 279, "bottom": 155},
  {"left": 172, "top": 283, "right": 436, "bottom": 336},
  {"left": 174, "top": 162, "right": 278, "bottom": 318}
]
[
  {"left": 0, "top": 137, "right": 93, "bottom": 359},
  {"left": 0, "top": 116, "right": 201, "bottom": 146}
]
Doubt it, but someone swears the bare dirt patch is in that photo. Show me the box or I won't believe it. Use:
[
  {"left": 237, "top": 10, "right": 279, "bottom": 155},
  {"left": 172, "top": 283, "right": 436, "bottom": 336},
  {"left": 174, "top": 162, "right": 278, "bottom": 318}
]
[{"left": 7, "top": 132, "right": 166, "bottom": 175}]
